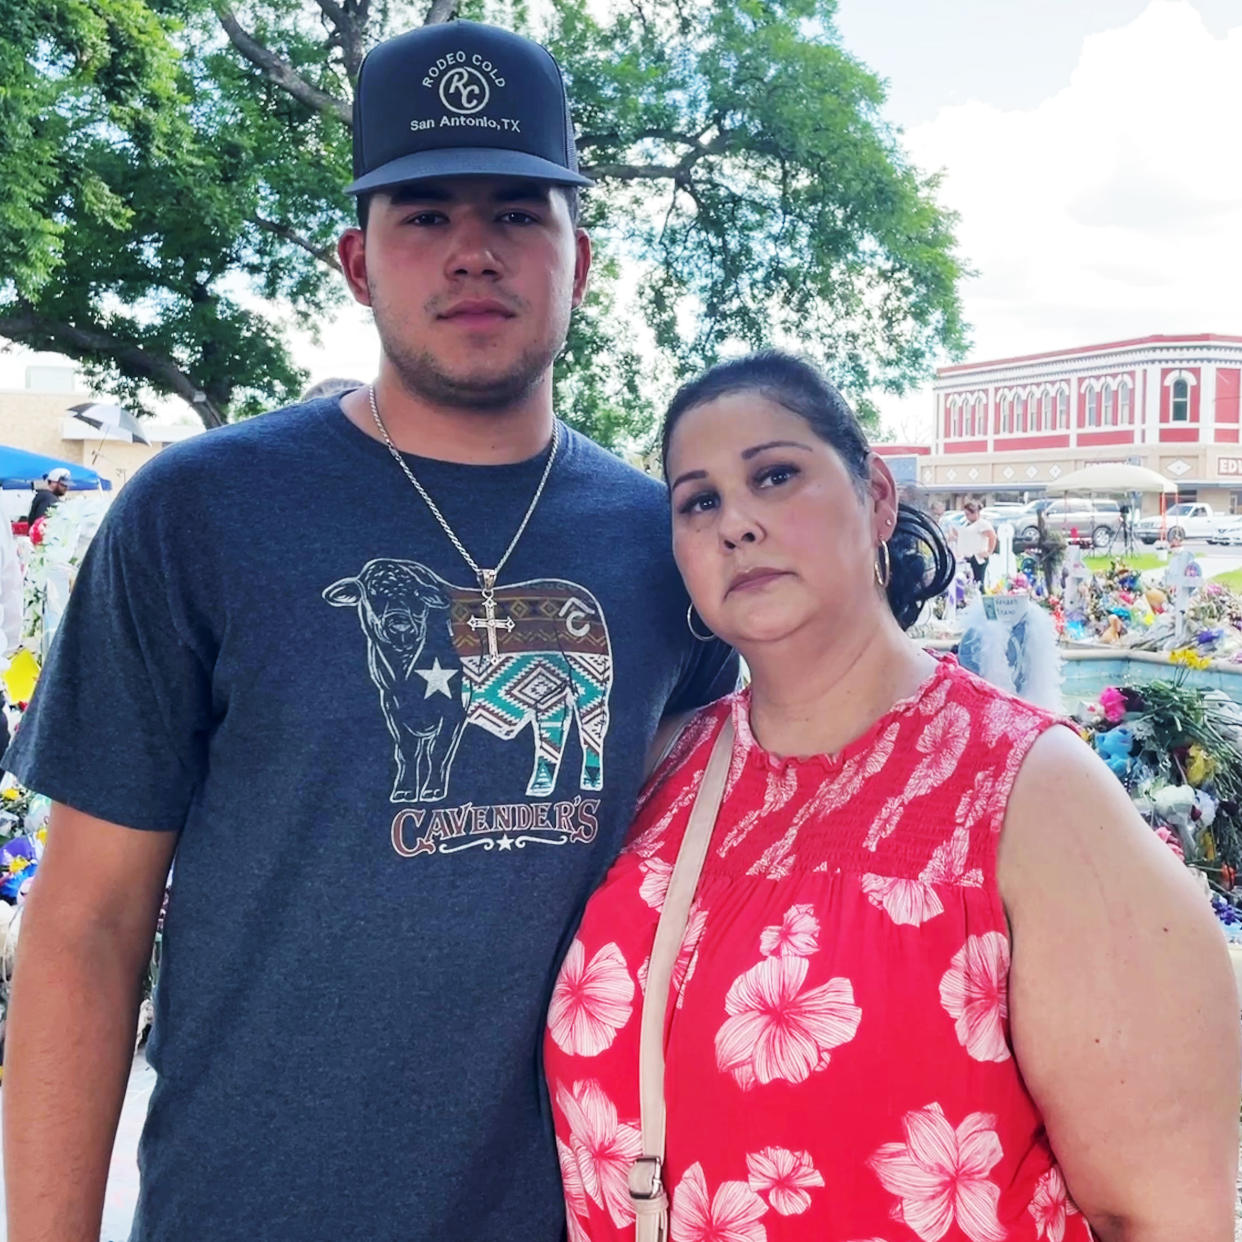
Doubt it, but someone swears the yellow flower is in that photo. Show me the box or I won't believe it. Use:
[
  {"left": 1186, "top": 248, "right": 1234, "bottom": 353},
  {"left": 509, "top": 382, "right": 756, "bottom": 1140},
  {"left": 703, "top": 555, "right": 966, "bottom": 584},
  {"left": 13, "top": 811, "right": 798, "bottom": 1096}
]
[
  {"left": 1187, "top": 743, "right": 1216, "bottom": 787},
  {"left": 1, "top": 788, "right": 19, "bottom": 801},
  {"left": 9, "top": 856, "right": 29, "bottom": 875},
  {"left": 35, "top": 827, "right": 46, "bottom": 843}
]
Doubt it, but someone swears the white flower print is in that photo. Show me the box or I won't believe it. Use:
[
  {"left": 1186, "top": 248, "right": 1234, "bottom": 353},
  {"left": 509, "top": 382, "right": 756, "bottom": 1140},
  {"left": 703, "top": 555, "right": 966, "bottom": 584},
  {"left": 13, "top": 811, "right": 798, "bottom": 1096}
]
[
  {"left": 786, "top": 721, "right": 901, "bottom": 833},
  {"left": 869, "top": 1103, "right": 1006, "bottom": 1242},
  {"left": 955, "top": 769, "right": 1000, "bottom": 836},
  {"left": 860, "top": 874, "right": 944, "bottom": 927},
  {"left": 920, "top": 825, "right": 984, "bottom": 887},
  {"left": 637, "top": 712, "right": 718, "bottom": 813},
  {"left": 746, "top": 1147, "right": 824, "bottom": 1215},
  {"left": 639, "top": 857, "right": 673, "bottom": 910},
  {"left": 981, "top": 696, "right": 1020, "bottom": 747},
  {"left": 919, "top": 674, "right": 952, "bottom": 716},
  {"left": 1028, "top": 1166, "right": 1079, "bottom": 1242},
  {"left": 673, "top": 901, "right": 708, "bottom": 1007},
  {"left": 863, "top": 794, "right": 909, "bottom": 852},
  {"left": 904, "top": 703, "right": 971, "bottom": 800},
  {"left": 630, "top": 780, "right": 699, "bottom": 859},
  {"left": 718, "top": 764, "right": 799, "bottom": 858},
  {"left": 558, "top": 1137, "right": 591, "bottom": 1242},
  {"left": 746, "top": 820, "right": 800, "bottom": 879},
  {"left": 715, "top": 955, "right": 861, "bottom": 1089},
  {"left": 548, "top": 940, "right": 636, "bottom": 1057},
  {"left": 939, "top": 932, "right": 1011, "bottom": 1063},
  {"left": 672, "top": 1162, "right": 768, "bottom": 1242},
  {"left": 759, "top": 904, "right": 820, "bottom": 958},
  {"left": 555, "top": 1079, "right": 644, "bottom": 1226}
]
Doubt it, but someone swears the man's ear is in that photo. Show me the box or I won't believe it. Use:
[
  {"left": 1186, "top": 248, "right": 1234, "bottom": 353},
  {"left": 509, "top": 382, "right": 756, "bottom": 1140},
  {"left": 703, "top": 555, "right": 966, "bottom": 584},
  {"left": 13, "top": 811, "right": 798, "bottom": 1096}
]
[
  {"left": 571, "top": 229, "right": 592, "bottom": 309},
  {"left": 338, "top": 228, "right": 372, "bottom": 307}
]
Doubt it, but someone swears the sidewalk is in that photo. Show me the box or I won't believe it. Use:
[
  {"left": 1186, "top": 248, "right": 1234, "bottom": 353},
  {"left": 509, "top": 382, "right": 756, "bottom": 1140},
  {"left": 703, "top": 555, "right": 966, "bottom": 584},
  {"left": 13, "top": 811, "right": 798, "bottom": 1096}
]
[{"left": 0, "top": 1051, "right": 153, "bottom": 1241}]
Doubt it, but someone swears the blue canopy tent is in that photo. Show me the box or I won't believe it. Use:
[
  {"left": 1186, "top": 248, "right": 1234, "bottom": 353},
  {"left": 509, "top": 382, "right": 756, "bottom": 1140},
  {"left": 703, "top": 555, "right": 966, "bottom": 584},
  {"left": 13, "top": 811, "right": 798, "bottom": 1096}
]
[{"left": 0, "top": 445, "right": 111, "bottom": 491}]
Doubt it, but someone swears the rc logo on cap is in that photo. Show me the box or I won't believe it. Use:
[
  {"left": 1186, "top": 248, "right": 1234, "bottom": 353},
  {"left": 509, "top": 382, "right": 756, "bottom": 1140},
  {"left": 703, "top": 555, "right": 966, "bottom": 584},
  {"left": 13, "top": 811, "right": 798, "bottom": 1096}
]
[{"left": 440, "top": 65, "right": 489, "bottom": 114}]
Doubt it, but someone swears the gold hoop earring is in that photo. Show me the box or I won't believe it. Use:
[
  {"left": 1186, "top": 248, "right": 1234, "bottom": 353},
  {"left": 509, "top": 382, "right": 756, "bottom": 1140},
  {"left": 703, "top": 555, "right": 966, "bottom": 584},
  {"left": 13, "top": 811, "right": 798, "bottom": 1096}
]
[
  {"left": 686, "top": 603, "right": 714, "bottom": 643},
  {"left": 875, "top": 540, "right": 892, "bottom": 590}
]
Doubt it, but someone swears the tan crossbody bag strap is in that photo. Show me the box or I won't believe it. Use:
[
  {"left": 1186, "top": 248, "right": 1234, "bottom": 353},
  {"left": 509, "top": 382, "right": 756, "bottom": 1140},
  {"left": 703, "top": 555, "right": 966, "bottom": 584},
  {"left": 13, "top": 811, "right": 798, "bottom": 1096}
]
[{"left": 628, "top": 717, "right": 735, "bottom": 1242}]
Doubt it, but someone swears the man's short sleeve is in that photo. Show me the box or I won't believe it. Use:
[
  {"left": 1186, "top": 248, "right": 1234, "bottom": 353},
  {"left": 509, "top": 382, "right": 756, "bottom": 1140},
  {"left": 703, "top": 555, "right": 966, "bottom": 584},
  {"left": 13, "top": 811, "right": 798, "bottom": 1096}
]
[
  {"left": 664, "top": 636, "right": 739, "bottom": 715},
  {"left": 3, "top": 496, "right": 215, "bottom": 832}
]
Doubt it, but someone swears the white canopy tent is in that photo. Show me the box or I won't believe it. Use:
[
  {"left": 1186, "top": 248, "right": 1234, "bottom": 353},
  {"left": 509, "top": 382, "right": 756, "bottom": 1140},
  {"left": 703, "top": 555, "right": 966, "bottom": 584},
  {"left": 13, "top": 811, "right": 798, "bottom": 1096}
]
[
  {"left": 1047, "top": 463, "right": 1177, "bottom": 494},
  {"left": 1047, "top": 462, "right": 1177, "bottom": 547}
]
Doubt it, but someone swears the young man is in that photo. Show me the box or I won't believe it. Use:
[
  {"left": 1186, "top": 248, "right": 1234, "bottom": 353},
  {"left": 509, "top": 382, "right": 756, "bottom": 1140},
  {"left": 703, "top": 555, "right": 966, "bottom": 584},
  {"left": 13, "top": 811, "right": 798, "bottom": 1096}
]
[
  {"left": 2, "top": 22, "right": 734, "bottom": 1242},
  {"left": 26, "top": 466, "right": 70, "bottom": 525}
]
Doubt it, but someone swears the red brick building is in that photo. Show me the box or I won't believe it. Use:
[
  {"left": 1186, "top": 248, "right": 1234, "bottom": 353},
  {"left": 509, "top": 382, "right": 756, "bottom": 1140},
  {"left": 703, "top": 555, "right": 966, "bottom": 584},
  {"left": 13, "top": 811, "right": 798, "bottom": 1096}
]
[{"left": 917, "top": 334, "right": 1242, "bottom": 512}]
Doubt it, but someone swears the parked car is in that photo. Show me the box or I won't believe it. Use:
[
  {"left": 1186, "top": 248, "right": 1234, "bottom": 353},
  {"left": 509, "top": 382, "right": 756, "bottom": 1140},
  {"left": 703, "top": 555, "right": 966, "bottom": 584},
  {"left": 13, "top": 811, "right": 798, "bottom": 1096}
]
[
  {"left": 1135, "top": 502, "right": 1220, "bottom": 544},
  {"left": 1015, "top": 497, "right": 1121, "bottom": 549},
  {"left": 981, "top": 502, "right": 1028, "bottom": 526},
  {"left": 1206, "top": 516, "right": 1242, "bottom": 546}
]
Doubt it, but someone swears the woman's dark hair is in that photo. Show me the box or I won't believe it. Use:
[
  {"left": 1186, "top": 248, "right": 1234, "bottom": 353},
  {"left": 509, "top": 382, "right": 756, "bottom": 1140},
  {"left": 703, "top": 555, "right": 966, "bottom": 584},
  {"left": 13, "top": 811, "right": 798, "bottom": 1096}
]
[{"left": 661, "top": 351, "right": 955, "bottom": 630}]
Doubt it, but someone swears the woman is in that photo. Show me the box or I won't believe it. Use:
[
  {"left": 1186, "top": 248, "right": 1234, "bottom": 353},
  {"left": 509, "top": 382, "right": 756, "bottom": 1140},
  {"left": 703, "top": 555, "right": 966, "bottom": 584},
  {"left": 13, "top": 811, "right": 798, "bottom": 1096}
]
[{"left": 544, "top": 352, "right": 1239, "bottom": 1241}]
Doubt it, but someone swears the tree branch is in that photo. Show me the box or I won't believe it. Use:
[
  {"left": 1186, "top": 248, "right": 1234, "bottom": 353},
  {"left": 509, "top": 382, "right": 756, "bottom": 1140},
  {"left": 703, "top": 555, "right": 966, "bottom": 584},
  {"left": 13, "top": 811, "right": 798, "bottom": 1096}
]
[
  {"left": 215, "top": 5, "right": 351, "bottom": 125},
  {"left": 0, "top": 311, "right": 228, "bottom": 429},
  {"left": 251, "top": 215, "right": 343, "bottom": 272},
  {"left": 424, "top": 0, "right": 459, "bottom": 23},
  {"left": 581, "top": 162, "right": 684, "bottom": 181},
  {"left": 313, "top": 0, "right": 368, "bottom": 81}
]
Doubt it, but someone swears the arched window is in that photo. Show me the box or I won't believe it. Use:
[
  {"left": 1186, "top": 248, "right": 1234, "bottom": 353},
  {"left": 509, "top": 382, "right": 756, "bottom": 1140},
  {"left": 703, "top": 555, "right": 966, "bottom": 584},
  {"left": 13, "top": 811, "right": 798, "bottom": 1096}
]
[
  {"left": 1101, "top": 382, "right": 1114, "bottom": 426},
  {"left": 1118, "top": 380, "right": 1132, "bottom": 424},
  {"left": 1171, "top": 378, "right": 1189, "bottom": 421},
  {"left": 1057, "top": 385, "right": 1069, "bottom": 429},
  {"left": 1086, "top": 386, "right": 1098, "bottom": 427},
  {"left": 1041, "top": 388, "right": 1052, "bottom": 430},
  {"left": 976, "top": 397, "right": 987, "bottom": 436},
  {"left": 1015, "top": 391, "right": 1027, "bottom": 433},
  {"left": 1000, "top": 393, "right": 1011, "bottom": 434}
]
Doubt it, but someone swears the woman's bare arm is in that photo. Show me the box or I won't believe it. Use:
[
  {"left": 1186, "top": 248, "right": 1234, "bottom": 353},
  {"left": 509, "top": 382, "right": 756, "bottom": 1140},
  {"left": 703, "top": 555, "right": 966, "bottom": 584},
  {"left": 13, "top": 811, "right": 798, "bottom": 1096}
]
[{"left": 1000, "top": 725, "right": 1240, "bottom": 1242}]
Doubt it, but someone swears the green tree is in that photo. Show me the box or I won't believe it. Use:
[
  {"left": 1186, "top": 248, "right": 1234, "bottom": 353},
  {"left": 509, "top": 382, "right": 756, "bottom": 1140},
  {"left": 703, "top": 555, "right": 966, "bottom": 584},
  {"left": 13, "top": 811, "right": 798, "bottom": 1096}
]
[{"left": 0, "top": 0, "right": 967, "bottom": 445}]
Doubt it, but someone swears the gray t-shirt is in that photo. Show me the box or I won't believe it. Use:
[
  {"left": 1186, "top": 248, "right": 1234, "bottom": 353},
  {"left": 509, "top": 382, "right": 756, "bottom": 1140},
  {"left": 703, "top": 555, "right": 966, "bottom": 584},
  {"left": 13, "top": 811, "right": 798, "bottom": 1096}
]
[{"left": 5, "top": 398, "right": 736, "bottom": 1242}]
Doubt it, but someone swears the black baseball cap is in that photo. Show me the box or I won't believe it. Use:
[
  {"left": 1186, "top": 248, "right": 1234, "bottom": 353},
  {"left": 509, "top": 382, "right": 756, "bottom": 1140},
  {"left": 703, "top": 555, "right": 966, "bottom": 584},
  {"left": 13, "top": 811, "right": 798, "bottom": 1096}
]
[{"left": 346, "top": 21, "right": 592, "bottom": 196}]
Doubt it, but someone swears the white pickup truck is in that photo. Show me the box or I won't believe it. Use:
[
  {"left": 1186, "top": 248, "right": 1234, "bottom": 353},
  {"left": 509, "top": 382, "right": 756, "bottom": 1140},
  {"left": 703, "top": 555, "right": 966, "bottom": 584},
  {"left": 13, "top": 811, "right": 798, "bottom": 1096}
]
[{"left": 1135, "top": 502, "right": 1219, "bottom": 543}]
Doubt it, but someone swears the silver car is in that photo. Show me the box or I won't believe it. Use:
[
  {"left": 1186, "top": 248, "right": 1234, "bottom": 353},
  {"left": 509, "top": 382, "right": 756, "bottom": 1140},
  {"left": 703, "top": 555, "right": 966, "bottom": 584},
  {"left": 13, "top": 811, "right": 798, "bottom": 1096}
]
[{"left": 1015, "top": 497, "right": 1121, "bottom": 549}]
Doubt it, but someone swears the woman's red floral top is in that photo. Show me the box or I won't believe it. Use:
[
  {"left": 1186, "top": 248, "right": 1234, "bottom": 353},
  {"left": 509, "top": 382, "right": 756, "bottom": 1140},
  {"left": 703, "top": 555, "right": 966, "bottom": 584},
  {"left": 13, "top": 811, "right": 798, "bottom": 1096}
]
[{"left": 544, "top": 656, "right": 1093, "bottom": 1242}]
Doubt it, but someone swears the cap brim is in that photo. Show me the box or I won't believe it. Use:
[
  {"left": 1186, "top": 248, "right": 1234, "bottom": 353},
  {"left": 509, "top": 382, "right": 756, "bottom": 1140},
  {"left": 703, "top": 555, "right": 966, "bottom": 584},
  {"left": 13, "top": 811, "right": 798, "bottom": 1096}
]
[{"left": 346, "top": 147, "right": 592, "bottom": 196}]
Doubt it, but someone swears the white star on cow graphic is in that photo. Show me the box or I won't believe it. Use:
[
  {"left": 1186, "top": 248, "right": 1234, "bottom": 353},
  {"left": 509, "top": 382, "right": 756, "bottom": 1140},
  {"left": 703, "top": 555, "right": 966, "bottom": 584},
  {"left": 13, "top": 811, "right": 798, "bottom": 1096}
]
[{"left": 414, "top": 658, "right": 458, "bottom": 699}]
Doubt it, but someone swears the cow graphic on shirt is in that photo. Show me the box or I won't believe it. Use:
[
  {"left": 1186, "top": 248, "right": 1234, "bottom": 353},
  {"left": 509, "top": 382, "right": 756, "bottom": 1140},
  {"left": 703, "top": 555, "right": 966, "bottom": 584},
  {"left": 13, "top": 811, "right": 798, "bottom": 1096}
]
[{"left": 324, "top": 559, "right": 613, "bottom": 803}]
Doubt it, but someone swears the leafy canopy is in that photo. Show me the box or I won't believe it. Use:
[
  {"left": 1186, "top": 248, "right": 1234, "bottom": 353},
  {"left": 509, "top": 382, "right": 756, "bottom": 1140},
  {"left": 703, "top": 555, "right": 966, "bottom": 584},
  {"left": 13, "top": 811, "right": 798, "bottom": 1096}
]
[{"left": 0, "top": 0, "right": 967, "bottom": 445}]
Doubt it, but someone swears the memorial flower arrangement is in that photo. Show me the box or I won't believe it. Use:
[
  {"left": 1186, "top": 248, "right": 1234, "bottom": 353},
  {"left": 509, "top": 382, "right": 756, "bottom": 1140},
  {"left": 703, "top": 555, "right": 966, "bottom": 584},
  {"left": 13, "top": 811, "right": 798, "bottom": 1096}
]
[{"left": 1082, "top": 667, "right": 1242, "bottom": 936}]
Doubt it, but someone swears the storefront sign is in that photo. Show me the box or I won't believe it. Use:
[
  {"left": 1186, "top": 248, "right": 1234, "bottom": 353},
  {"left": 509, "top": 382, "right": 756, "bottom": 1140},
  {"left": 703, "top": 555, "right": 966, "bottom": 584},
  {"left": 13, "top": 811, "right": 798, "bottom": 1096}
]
[{"left": 1219, "top": 457, "right": 1242, "bottom": 476}]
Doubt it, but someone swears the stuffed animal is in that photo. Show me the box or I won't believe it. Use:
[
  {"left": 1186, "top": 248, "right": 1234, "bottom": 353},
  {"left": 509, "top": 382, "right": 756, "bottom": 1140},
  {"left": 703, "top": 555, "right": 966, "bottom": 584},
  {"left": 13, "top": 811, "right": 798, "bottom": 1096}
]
[
  {"left": 1153, "top": 783, "right": 1196, "bottom": 830},
  {"left": 1145, "top": 587, "right": 1167, "bottom": 613},
  {"left": 1099, "top": 615, "right": 1126, "bottom": 644},
  {"left": 1094, "top": 726, "right": 1134, "bottom": 779}
]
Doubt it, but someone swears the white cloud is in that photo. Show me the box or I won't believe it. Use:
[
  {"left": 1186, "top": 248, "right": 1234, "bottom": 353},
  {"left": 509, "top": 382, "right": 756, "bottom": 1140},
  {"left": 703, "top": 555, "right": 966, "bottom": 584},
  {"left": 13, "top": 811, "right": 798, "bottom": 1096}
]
[{"left": 877, "top": 0, "right": 1242, "bottom": 441}]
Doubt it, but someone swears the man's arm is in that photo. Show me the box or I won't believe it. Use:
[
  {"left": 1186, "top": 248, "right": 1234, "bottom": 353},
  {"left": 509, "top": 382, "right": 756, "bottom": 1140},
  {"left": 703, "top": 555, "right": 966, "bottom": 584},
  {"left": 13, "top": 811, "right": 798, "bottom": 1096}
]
[
  {"left": 4, "top": 804, "right": 177, "bottom": 1242},
  {"left": 1000, "top": 727, "right": 1240, "bottom": 1241}
]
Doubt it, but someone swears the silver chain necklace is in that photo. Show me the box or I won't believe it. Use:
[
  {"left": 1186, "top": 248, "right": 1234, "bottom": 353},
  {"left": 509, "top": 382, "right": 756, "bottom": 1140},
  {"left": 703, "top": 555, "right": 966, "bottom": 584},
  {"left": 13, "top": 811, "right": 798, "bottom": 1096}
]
[{"left": 368, "top": 383, "right": 559, "bottom": 662}]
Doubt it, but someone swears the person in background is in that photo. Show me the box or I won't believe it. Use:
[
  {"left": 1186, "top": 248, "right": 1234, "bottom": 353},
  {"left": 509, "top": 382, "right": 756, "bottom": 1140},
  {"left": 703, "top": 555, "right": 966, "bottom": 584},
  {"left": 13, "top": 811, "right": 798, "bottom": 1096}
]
[
  {"left": 26, "top": 467, "right": 70, "bottom": 527},
  {"left": 545, "top": 351, "right": 1239, "bottom": 1242},
  {"left": 952, "top": 497, "right": 997, "bottom": 587},
  {"left": 0, "top": 514, "right": 23, "bottom": 762}
]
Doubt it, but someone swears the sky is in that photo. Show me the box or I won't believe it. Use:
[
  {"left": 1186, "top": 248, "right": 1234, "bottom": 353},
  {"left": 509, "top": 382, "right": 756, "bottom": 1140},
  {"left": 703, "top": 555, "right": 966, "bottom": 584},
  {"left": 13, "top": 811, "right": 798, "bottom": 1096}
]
[
  {"left": 4, "top": 0, "right": 1241, "bottom": 442},
  {"left": 832, "top": 0, "right": 1242, "bottom": 440}
]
